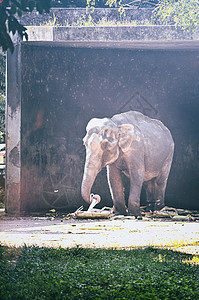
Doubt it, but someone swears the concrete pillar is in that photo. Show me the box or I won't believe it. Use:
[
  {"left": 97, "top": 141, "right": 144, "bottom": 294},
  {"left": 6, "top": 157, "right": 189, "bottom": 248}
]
[{"left": 6, "top": 44, "right": 21, "bottom": 215}]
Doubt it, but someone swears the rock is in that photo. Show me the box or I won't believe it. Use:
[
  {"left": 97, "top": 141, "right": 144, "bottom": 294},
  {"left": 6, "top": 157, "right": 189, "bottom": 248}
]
[
  {"left": 177, "top": 209, "right": 192, "bottom": 215},
  {"left": 110, "top": 215, "right": 126, "bottom": 220},
  {"left": 153, "top": 211, "right": 172, "bottom": 218},
  {"left": 161, "top": 206, "right": 178, "bottom": 213},
  {"left": 172, "top": 215, "right": 191, "bottom": 222},
  {"left": 191, "top": 213, "right": 199, "bottom": 218},
  {"left": 142, "top": 212, "right": 153, "bottom": 218}
]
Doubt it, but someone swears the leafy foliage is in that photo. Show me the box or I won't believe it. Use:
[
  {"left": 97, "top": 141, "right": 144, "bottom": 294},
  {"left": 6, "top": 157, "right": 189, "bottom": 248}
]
[
  {"left": 88, "top": 1, "right": 199, "bottom": 32},
  {"left": 0, "top": 245, "right": 199, "bottom": 299},
  {"left": 0, "top": 0, "right": 51, "bottom": 52},
  {"left": 2, "top": 1, "right": 199, "bottom": 52},
  {"left": 52, "top": 0, "right": 119, "bottom": 8},
  {"left": 0, "top": 53, "right": 5, "bottom": 95},
  {"left": 87, "top": 0, "right": 158, "bottom": 9},
  {"left": 122, "top": 0, "right": 158, "bottom": 7},
  {"left": 0, "top": 96, "right": 5, "bottom": 143},
  {"left": 0, "top": 54, "right": 5, "bottom": 143},
  {"left": 154, "top": 0, "right": 199, "bottom": 31}
]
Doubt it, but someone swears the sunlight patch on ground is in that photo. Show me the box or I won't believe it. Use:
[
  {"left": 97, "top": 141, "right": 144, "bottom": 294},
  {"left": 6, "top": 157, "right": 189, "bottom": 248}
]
[{"left": 0, "top": 218, "right": 199, "bottom": 254}]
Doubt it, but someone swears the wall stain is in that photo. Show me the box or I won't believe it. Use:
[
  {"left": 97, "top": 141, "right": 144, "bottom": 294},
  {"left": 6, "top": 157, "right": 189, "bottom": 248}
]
[{"left": 9, "top": 147, "right": 20, "bottom": 167}]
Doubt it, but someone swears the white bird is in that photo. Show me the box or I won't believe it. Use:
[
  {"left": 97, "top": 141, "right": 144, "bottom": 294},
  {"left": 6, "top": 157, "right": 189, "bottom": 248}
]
[{"left": 87, "top": 194, "right": 101, "bottom": 212}]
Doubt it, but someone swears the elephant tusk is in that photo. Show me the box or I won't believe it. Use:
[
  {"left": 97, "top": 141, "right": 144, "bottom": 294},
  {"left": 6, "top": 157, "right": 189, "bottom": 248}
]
[{"left": 87, "top": 194, "right": 101, "bottom": 212}]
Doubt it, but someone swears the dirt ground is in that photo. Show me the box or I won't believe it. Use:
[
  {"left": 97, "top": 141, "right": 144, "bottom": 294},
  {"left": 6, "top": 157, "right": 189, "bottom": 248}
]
[{"left": 0, "top": 209, "right": 199, "bottom": 255}]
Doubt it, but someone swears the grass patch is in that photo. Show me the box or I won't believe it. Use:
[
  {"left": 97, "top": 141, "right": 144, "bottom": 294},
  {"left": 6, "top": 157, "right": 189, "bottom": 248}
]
[{"left": 0, "top": 245, "right": 199, "bottom": 299}]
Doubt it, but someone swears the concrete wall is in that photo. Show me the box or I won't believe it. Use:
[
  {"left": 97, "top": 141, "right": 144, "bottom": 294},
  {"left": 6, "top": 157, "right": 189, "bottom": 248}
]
[
  {"left": 6, "top": 11, "right": 199, "bottom": 214},
  {"left": 6, "top": 45, "right": 21, "bottom": 215},
  {"left": 19, "top": 8, "right": 154, "bottom": 26}
]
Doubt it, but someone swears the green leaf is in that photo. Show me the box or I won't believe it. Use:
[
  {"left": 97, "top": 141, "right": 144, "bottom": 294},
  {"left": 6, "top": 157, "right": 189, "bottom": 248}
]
[
  {"left": 10, "top": 4, "right": 16, "bottom": 15},
  {"left": 17, "top": 8, "right": 22, "bottom": 18},
  {"left": 8, "top": 18, "right": 16, "bottom": 35},
  {"left": 21, "top": 0, "right": 28, "bottom": 11},
  {"left": 28, "top": 0, "right": 35, "bottom": 12},
  {"left": 36, "top": 1, "right": 43, "bottom": 14},
  {"left": 24, "top": 31, "right": 28, "bottom": 41}
]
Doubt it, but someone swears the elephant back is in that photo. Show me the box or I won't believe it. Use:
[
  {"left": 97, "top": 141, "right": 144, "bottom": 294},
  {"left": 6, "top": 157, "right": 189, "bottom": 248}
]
[{"left": 112, "top": 110, "right": 173, "bottom": 143}]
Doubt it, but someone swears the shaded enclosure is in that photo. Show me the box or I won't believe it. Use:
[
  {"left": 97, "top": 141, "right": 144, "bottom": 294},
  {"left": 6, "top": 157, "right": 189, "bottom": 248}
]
[{"left": 6, "top": 39, "right": 199, "bottom": 214}]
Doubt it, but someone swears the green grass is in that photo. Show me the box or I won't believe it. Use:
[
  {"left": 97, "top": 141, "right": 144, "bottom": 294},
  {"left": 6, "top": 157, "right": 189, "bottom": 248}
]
[{"left": 0, "top": 245, "right": 199, "bottom": 299}]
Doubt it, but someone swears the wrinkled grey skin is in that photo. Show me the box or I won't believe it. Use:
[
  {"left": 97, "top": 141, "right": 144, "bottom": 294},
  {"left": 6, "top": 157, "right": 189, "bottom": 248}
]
[{"left": 81, "top": 111, "right": 174, "bottom": 217}]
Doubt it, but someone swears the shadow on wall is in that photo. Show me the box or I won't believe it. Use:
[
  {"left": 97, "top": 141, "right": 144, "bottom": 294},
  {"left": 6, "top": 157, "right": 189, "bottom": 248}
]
[{"left": 6, "top": 43, "right": 199, "bottom": 213}]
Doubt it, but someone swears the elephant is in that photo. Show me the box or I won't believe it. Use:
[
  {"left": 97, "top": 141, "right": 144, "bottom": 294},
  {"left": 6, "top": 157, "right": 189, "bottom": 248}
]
[{"left": 81, "top": 110, "right": 174, "bottom": 217}]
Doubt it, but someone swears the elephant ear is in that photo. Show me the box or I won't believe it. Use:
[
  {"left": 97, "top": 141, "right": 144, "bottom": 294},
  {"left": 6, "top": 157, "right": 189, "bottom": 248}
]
[
  {"left": 118, "top": 124, "right": 135, "bottom": 152},
  {"left": 100, "top": 126, "right": 118, "bottom": 151}
]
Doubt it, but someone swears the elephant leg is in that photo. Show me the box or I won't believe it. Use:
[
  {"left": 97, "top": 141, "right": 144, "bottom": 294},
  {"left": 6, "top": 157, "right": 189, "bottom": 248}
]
[
  {"left": 128, "top": 168, "right": 145, "bottom": 217},
  {"left": 154, "top": 179, "right": 167, "bottom": 211},
  {"left": 155, "top": 156, "right": 173, "bottom": 210},
  {"left": 107, "top": 164, "right": 127, "bottom": 215},
  {"left": 143, "top": 179, "right": 156, "bottom": 212},
  {"left": 144, "top": 177, "right": 167, "bottom": 211},
  {"left": 128, "top": 182, "right": 143, "bottom": 217}
]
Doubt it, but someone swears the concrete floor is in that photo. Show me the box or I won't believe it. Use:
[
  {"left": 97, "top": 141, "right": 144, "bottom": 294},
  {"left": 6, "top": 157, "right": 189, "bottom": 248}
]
[{"left": 0, "top": 211, "right": 199, "bottom": 255}]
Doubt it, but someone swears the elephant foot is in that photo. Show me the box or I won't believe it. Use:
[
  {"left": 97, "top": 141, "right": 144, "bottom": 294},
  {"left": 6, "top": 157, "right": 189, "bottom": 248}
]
[
  {"left": 128, "top": 211, "right": 142, "bottom": 219},
  {"left": 113, "top": 205, "right": 128, "bottom": 216},
  {"left": 114, "top": 211, "right": 128, "bottom": 216},
  {"left": 128, "top": 205, "right": 141, "bottom": 218},
  {"left": 146, "top": 200, "right": 156, "bottom": 212},
  {"left": 155, "top": 200, "right": 165, "bottom": 211}
]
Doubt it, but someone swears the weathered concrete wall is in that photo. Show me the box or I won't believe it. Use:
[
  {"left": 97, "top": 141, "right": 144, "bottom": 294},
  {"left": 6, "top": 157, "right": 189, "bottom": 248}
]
[
  {"left": 6, "top": 45, "right": 21, "bottom": 215},
  {"left": 7, "top": 42, "right": 199, "bottom": 213},
  {"left": 6, "top": 11, "right": 199, "bottom": 214},
  {"left": 54, "top": 25, "right": 199, "bottom": 41},
  {"left": 25, "top": 24, "right": 199, "bottom": 44},
  {"left": 20, "top": 8, "right": 154, "bottom": 26}
]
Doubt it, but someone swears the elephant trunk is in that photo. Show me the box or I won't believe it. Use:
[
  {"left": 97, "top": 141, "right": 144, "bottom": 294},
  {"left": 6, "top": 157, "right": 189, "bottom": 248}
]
[{"left": 81, "top": 160, "right": 101, "bottom": 204}]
